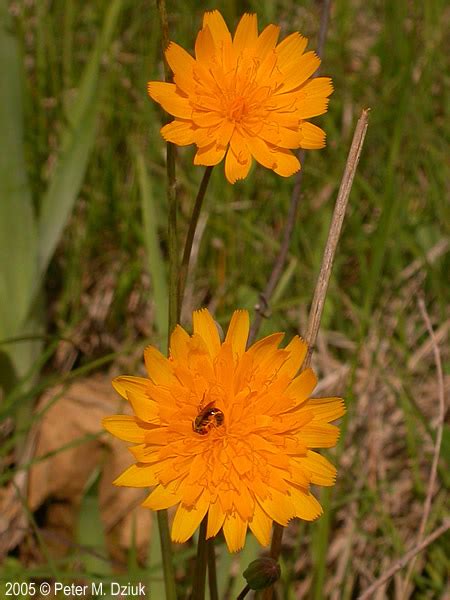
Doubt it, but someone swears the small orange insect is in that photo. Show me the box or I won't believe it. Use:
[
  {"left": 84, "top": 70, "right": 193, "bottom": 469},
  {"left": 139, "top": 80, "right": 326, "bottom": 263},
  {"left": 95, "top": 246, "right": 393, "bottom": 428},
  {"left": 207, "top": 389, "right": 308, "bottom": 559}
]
[{"left": 192, "top": 401, "right": 224, "bottom": 435}]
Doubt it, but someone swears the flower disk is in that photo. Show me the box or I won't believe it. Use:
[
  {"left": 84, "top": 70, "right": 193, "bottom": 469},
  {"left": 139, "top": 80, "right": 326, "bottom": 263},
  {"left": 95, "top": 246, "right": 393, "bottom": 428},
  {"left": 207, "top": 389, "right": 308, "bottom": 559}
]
[
  {"left": 148, "top": 11, "right": 333, "bottom": 183},
  {"left": 103, "top": 309, "right": 345, "bottom": 553}
]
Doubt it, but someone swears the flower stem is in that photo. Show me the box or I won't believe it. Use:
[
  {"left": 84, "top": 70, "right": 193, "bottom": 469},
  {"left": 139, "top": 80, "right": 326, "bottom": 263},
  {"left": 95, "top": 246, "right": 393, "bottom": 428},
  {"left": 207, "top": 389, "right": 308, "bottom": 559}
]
[
  {"left": 155, "top": 1, "right": 177, "bottom": 599},
  {"left": 207, "top": 537, "right": 219, "bottom": 600},
  {"left": 236, "top": 584, "right": 251, "bottom": 600},
  {"left": 167, "top": 140, "right": 178, "bottom": 333},
  {"left": 192, "top": 517, "right": 208, "bottom": 600},
  {"left": 177, "top": 166, "right": 213, "bottom": 318},
  {"left": 156, "top": 510, "right": 177, "bottom": 600}
]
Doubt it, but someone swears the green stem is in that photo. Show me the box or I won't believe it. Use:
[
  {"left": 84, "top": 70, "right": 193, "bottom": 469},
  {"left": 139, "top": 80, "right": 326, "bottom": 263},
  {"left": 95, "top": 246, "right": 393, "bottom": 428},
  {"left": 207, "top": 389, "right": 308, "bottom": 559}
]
[
  {"left": 177, "top": 166, "right": 213, "bottom": 317},
  {"left": 155, "top": 1, "right": 177, "bottom": 599},
  {"left": 167, "top": 140, "right": 178, "bottom": 334},
  {"left": 156, "top": 511, "right": 177, "bottom": 600},
  {"left": 207, "top": 537, "right": 219, "bottom": 600},
  {"left": 192, "top": 517, "right": 208, "bottom": 600},
  {"left": 261, "top": 524, "right": 283, "bottom": 600}
]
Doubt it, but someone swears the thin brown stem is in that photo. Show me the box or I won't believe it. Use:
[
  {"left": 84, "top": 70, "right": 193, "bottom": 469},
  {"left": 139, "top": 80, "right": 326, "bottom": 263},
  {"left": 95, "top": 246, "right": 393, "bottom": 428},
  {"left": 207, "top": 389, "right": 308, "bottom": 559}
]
[
  {"left": 178, "top": 166, "right": 213, "bottom": 317},
  {"left": 303, "top": 109, "right": 369, "bottom": 368},
  {"left": 357, "top": 520, "right": 450, "bottom": 600},
  {"left": 155, "top": 0, "right": 171, "bottom": 79},
  {"left": 400, "top": 297, "right": 446, "bottom": 597},
  {"left": 316, "top": 0, "right": 331, "bottom": 58}
]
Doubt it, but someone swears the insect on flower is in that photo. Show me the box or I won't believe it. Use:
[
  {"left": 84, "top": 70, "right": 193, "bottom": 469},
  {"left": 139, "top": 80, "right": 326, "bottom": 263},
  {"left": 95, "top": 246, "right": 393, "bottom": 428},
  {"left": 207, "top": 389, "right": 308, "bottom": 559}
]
[{"left": 192, "top": 400, "right": 225, "bottom": 435}]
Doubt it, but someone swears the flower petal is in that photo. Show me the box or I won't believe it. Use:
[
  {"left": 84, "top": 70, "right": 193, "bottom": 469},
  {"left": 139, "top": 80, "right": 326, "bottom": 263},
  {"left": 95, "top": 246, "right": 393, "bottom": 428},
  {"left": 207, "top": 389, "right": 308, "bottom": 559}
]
[
  {"left": 112, "top": 375, "right": 151, "bottom": 400},
  {"left": 259, "top": 487, "right": 296, "bottom": 526},
  {"left": 300, "top": 77, "right": 334, "bottom": 98},
  {"left": 225, "top": 310, "right": 250, "bottom": 357},
  {"left": 248, "top": 501, "right": 272, "bottom": 547},
  {"left": 171, "top": 493, "right": 210, "bottom": 543},
  {"left": 247, "top": 332, "right": 284, "bottom": 360},
  {"left": 144, "top": 345, "right": 176, "bottom": 385},
  {"left": 272, "top": 148, "right": 301, "bottom": 177},
  {"left": 102, "top": 416, "right": 146, "bottom": 443},
  {"left": 288, "top": 485, "right": 323, "bottom": 520},
  {"left": 147, "top": 82, "right": 192, "bottom": 119},
  {"left": 295, "top": 94, "right": 330, "bottom": 119},
  {"left": 161, "top": 120, "right": 197, "bottom": 146},
  {"left": 254, "top": 24, "right": 280, "bottom": 58},
  {"left": 203, "top": 10, "right": 232, "bottom": 48},
  {"left": 126, "top": 390, "right": 160, "bottom": 424},
  {"left": 195, "top": 25, "right": 215, "bottom": 64},
  {"left": 223, "top": 512, "right": 248, "bottom": 552},
  {"left": 276, "top": 32, "right": 308, "bottom": 70},
  {"left": 192, "top": 308, "right": 222, "bottom": 358},
  {"left": 170, "top": 325, "right": 191, "bottom": 361},
  {"left": 246, "top": 135, "right": 277, "bottom": 170},
  {"left": 224, "top": 143, "right": 252, "bottom": 183},
  {"left": 298, "top": 423, "right": 340, "bottom": 448},
  {"left": 207, "top": 500, "right": 226, "bottom": 538},
  {"left": 142, "top": 481, "right": 182, "bottom": 510},
  {"left": 114, "top": 463, "right": 158, "bottom": 487},
  {"left": 194, "top": 142, "right": 227, "bottom": 166},
  {"left": 278, "top": 51, "right": 321, "bottom": 93},
  {"left": 233, "top": 481, "right": 255, "bottom": 521},
  {"left": 305, "top": 397, "right": 346, "bottom": 422},
  {"left": 295, "top": 450, "right": 337, "bottom": 486},
  {"left": 287, "top": 368, "right": 318, "bottom": 405},
  {"left": 278, "top": 336, "right": 308, "bottom": 378},
  {"left": 233, "top": 13, "right": 258, "bottom": 53},
  {"left": 300, "top": 122, "right": 326, "bottom": 149},
  {"left": 165, "top": 42, "right": 195, "bottom": 93}
]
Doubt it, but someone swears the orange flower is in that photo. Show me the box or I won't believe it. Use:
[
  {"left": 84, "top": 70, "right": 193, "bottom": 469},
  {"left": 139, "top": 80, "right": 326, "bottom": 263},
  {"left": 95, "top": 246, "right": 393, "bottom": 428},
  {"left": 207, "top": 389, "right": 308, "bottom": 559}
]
[
  {"left": 103, "top": 309, "right": 344, "bottom": 552},
  {"left": 148, "top": 11, "right": 333, "bottom": 183}
]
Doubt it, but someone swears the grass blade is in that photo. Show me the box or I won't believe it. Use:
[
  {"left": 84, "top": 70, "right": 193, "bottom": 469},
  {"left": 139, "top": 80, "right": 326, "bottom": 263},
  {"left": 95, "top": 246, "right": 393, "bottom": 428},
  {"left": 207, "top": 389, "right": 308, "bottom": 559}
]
[
  {"left": 37, "top": 0, "right": 123, "bottom": 278},
  {"left": 0, "top": 0, "right": 39, "bottom": 382}
]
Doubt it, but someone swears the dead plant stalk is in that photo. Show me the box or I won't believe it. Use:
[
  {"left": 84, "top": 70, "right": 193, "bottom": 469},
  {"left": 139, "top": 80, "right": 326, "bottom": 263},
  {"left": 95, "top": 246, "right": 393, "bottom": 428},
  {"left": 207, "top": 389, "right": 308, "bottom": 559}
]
[{"left": 263, "top": 109, "right": 370, "bottom": 600}]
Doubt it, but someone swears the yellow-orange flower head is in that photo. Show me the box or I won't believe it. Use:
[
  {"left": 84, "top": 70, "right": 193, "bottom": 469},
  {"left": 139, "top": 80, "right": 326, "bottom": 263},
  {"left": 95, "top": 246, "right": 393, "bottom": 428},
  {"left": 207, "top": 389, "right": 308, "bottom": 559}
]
[
  {"left": 148, "top": 11, "right": 333, "bottom": 184},
  {"left": 103, "top": 310, "right": 344, "bottom": 552}
]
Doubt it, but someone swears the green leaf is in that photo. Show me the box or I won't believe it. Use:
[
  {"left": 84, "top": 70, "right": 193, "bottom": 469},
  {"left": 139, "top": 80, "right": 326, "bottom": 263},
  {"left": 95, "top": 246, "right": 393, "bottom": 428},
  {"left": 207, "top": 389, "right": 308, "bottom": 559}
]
[
  {"left": 0, "top": 1, "right": 38, "bottom": 345},
  {"left": 37, "top": 0, "right": 123, "bottom": 278}
]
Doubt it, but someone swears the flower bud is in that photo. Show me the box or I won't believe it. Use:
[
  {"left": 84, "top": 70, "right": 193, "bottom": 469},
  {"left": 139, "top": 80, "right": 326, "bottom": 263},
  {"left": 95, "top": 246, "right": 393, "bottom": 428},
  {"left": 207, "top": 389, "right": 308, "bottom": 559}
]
[{"left": 243, "top": 557, "right": 281, "bottom": 590}]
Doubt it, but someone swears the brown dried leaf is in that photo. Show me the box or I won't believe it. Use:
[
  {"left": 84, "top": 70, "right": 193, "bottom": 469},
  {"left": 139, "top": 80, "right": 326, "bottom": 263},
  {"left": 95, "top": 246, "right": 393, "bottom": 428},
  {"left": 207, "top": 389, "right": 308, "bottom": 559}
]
[{"left": 25, "top": 375, "right": 151, "bottom": 562}]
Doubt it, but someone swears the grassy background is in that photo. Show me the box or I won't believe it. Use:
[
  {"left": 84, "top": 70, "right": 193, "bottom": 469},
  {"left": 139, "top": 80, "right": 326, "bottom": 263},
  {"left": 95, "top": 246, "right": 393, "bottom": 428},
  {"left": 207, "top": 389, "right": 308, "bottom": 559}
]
[{"left": 0, "top": 0, "right": 449, "bottom": 598}]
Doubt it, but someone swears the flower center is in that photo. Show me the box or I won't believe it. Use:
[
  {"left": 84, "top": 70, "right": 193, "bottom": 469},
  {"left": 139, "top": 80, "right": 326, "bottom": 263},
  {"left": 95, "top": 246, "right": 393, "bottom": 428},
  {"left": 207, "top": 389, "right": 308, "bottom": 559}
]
[{"left": 227, "top": 96, "right": 246, "bottom": 122}]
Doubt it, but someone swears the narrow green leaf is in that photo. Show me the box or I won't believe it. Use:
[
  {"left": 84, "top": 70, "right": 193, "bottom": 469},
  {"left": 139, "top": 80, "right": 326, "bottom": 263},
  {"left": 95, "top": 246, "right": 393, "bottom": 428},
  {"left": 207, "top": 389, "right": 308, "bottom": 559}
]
[
  {"left": 0, "top": 0, "right": 38, "bottom": 342},
  {"left": 37, "top": 0, "right": 123, "bottom": 278},
  {"left": 0, "top": 0, "right": 42, "bottom": 384}
]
